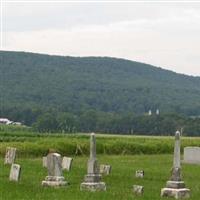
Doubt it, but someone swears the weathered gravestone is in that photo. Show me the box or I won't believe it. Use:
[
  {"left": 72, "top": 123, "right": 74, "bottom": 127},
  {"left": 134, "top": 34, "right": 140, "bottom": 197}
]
[
  {"left": 43, "top": 156, "right": 47, "bottom": 168},
  {"left": 9, "top": 164, "right": 21, "bottom": 182},
  {"left": 4, "top": 147, "right": 16, "bottom": 165},
  {"left": 99, "top": 164, "right": 111, "bottom": 175},
  {"left": 135, "top": 170, "right": 144, "bottom": 178},
  {"left": 133, "top": 185, "right": 144, "bottom": 195},
  {"left": 42, "top": 153, "right": 67, "bottom": 187},
  {"left": 161, "top": 131, "right": 190, "bottom": 199},
  {"left": 80, "top": 133, "right": 106, "bottom": 191},
  {"left": 183, "top": 147, "right": 200, "bottom": 164},
  {"left": 62, "top": 157, "right": 73, "bottom": 171}
]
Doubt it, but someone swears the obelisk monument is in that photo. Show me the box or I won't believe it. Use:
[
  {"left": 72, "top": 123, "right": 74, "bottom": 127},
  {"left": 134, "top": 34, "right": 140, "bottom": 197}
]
[
  {"left": 80, "top": 133, "right": 106, "bottom": 191},
  {"left": 161, "top": 131, "right": 190, "bottom": 199}
]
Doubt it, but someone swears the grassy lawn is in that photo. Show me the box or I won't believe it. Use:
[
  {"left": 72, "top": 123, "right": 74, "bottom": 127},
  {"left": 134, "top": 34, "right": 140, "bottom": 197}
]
[{"left": 0, "top": 154, "right": 200, "bottom": 200}]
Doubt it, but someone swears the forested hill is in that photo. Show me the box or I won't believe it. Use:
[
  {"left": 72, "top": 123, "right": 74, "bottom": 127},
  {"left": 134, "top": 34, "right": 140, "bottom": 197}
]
[{"left": 1, "top": 50, "right": 200, "bottom": 116}]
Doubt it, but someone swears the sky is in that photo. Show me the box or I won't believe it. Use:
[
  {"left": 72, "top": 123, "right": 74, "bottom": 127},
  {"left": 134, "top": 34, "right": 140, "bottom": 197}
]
[{"left": 1, "top": 1, "right": 200, "bottom": 76}]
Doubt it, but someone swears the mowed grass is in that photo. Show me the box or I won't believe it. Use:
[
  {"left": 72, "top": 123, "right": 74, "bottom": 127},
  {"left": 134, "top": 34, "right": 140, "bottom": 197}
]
[{"left": 0, "top": 155, "right": 200, "bottom": 200}]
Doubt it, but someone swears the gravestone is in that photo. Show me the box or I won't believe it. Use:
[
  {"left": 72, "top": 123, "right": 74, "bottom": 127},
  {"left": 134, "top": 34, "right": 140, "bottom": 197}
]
[
  {"left": 62, "top": 157, "right": 73, "bottom": 171},
  {"left": 80, "top": 133, "right": 106, "bottom": 191},
  {"left": 43, "top": 156, "right": 47, "bottom": 168},
  {"left": 135, "top": 170, "right": 144, "bottom": 178},
  {"left": 183, "top": 147, "right": 200, "bottom": 164},
  {"left": 161, "top": 131, "right": 190, "bottom": 199},
  {"left": 99, "top": 164, "right": 111, "bottom": 175},
  {"left": 42, "top": 153, "right": 67, "bottom": 187},
  {"left": 133, "top": 185, "right": 144, "bottom": 195},
  {"left": 4, "top": 147, "right": 16, "bottom": 165},
  {"left": 9, "top": 164, "right": 21, "bottom": 181}
]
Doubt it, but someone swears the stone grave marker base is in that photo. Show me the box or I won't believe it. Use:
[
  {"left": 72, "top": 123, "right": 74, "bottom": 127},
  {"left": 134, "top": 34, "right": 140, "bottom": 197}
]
[
  {"left": 42, "top": 176, "right": 67, "bottom": 187},
  {"left": 80, "top": 182, "right": 106, "bottom": 191},
  {"left": 84, "top": 174, "right": 101, "bottom": 182},
  {"left": 166, "top": 181, "right": 185, "bottom": 189},
  {"left": 161, "top": 188, "right": 190, "bottom": 199}
]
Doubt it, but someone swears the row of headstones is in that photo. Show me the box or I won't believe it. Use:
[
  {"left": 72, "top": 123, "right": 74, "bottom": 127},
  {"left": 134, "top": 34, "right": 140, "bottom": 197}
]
[
  {"left": 4, "top": 146, "right": 111, "bottom": 182},
  {"left": 43, "top": 155, "right": 111, "bottom": 175},
  {"left": 4, "top": 147, "right": 21, "bottom": 182},
  {"left": 6, "top": 145, "right": 200, "bottom": 184},
  {"left": 4, "top": 131, "right": 194, "bottom": 199}
]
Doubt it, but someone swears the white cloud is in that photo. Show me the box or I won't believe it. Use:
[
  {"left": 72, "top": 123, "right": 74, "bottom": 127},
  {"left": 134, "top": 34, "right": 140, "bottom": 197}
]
[{"left": 3, "top": 2, "right": 200, "bottom": 76}]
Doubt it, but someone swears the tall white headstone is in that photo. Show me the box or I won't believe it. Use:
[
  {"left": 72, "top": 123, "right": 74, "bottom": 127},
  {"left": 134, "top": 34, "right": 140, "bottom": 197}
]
[
  {"left": 4, "top": 147, "right": 16, "bottom": 165},
  {"left": 183, "top": 147, "right": 200, "bottom": 164},
  {"left": 62, "top": 157, "right": 73, "bottom": 171},
  {"left": 9, "top": 164, "right": 21, "bottom": 182}
]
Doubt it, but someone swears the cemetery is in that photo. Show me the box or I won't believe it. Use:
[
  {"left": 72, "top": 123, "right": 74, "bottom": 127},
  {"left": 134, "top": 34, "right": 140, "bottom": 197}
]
[
  {"left": 0, "top": 130, "right": 200, "bottom": 200},
  {"left": 1, "top": 2, "right": 200, "bottom": 200}
]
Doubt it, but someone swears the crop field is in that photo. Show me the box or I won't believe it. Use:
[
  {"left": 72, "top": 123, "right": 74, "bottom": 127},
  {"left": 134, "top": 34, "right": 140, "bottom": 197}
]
[
  {"left": 0, "top": 125, "right": 200, "bottom": 199},
  {"left": 0, "top": 125, "right": 200, "bottom": 157}
]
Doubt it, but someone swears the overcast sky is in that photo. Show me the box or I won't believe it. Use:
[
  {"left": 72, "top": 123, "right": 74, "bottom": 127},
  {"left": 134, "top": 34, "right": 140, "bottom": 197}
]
[{"left": 2, "top": 1, "right": 200, "bottom": 76}]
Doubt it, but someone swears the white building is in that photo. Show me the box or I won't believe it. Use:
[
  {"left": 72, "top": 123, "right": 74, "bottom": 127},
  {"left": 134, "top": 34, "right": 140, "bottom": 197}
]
[
  {"left": 0, "top": 118, "right": 13, "bottom": 125},
  {"left": 156, "top": 109, "right": 160, "bottom": 115},
  {"left": 148, "top": 110, "right": 152, "bottom": 116}
]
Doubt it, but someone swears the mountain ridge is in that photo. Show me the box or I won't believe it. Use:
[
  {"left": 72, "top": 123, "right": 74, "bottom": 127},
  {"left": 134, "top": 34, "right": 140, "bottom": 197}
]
[{"left": 1, "top": 50, "right": 200, "bottom": 116}]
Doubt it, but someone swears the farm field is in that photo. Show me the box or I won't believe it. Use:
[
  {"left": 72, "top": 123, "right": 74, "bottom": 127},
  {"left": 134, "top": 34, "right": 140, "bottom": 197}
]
[
  {"left": 1, "top": 155, "right": 200, "bottom": 200},
  {"left": 1, "top": 126, "right": 200, "bottom": 157}
]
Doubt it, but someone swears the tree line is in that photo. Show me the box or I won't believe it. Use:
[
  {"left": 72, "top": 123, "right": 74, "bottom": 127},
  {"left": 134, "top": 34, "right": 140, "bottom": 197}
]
[{"left": 1, "top": 107, "right": 199, "bottom": 136}]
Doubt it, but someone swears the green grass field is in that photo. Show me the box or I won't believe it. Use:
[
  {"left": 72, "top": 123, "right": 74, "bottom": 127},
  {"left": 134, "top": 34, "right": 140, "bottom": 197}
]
[
  {"left": 1, "top": 126, "right": 200, "bottom": 199},
  {"left": 1, "top": 155, "right": 200, "bottom": 200}
]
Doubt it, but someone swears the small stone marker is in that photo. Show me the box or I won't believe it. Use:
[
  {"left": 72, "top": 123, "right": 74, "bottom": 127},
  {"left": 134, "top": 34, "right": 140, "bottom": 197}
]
[
  {"left": 183, "top": 147, "right": 200, "bottom": 164},
  {"left": 9, "top": 164, "right": 21, "bottom": 181},
  {"left": 4, "top": 147, "right": 16, "bottom": 165},
  {"left": 100, "top": 164, "right": 111, "bottom": 175},
  {"left": 133, "top": 185, "right": 144, "bottom": 195},
  {"left": 43, "top": 156, "right": 47, "bottom": 168},
  {"left": 135, "top": 170, "right": 144, "bottom": 178},
  {"left": 80, "top": 133, "right": 106, "bottom": 191},
  {"left": 161, "top": 131, "right": 190, "bottom": 199},
  {"left": 42, "top": 153, "right": 67, "bottom": 187},
  {"left": 62, "top": 157, "right": 73, "bottom": 171}
]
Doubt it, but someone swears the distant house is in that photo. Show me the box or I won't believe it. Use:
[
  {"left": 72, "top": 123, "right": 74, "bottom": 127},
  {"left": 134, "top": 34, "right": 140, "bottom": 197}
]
[{"left": 0, "top": 118, "right": 13, "bottom": 125}]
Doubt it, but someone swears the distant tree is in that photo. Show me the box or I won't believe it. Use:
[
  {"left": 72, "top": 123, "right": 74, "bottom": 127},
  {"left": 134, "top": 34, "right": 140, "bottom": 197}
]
[
  {"left": 57, "top": 112, "right": 77, "bottom": 133},
  {"left": 33, "top": 113, "right": 58, "bottom": 133}
]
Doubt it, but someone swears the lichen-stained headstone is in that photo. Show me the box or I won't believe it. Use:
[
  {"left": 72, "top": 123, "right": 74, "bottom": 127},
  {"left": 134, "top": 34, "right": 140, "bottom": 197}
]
[
  {"left": 133, "top": 185, "right": 144, "bottom": 195},
  {"left": 100, "top": 164, "right": 111, "bottom": 175},
  {"left": 9, "top": 164, "right": 21, "bottom": 181},
  {"left": 4, "top": 147, "right": 16, "bottom": 165},
  {"left": 42, "top": 153, "right": 67, "bottom": 187},
  {"left": 135, "top": 170, "right": 144, "bottom": 178},
  {"left": 62, "top": 157, "right": 73, "bottom": 171}
]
